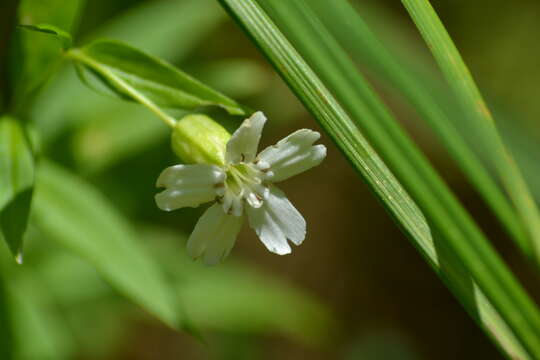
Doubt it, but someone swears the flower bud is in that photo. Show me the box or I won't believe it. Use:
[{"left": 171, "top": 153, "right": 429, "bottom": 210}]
[{"left": 171, "top": 114, "right": 231, "bottom": 165}]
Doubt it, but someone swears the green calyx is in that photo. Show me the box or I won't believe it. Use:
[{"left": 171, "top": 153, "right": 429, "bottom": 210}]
[{"left": 171, "top": 114, "right": 231, "bottom": 165}]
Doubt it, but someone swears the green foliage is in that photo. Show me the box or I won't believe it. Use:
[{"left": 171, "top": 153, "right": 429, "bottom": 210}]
[
  {"left": 400, "top": 0, "right": 540, "bottom": 264},
  {"left": 1, "top": 0, "right": 538, "bottom": 358},
  {"left": 72, "top": 60, "right": 265, "bottom": 174},
  {"left": 68, "top": 39, "right": 245, "bottom": 127},
  {"left": 219, "top": 0, "right": 433, "bottom": 256},
  {"left": 0, "top": 0, "right": 336, "bottom": 358},
  {"left": 32, "top": 161, "right": 179, "bottom": 329},
  {"left": 33, "top": 0, "right": 226, "bottom": 144},
  {"left": 309, "top": 0, "right": 529, "bottom": 257},
  {"left": 7, "top": 269, "right": 73, "bottom": 360},
  {"left": 0, "top": 117, "right": 34, "bottom": 260},
  {"left": 145, "top": 226, "right": 335, "bottom": 346},
  {"left": 218, "top": 0, "right": 540, "bottom": 358}
]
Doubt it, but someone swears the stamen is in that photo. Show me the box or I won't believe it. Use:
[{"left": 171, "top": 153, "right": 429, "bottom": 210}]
[{"left": 222, "top": 162, "right": 266, "bottom": 214}]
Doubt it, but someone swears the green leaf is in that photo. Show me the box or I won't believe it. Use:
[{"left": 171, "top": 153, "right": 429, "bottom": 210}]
[
  {"left": 67, "top": 39, "right": 245, "bottom": 125},
  {"left": 217, "top": 1, "right": 540, "bottom": 359},
  {"left": 0, "top": 238, "right": 74, "bottom": 360},
  {"left": 179, "top": 267, "right": 334, "bottom": 345},
  {"left": 32, "top": 160, "right": 179, "bottom": 329},
  {"left": 308, "top": 0, "right": 530, "bottom": 260},
  {"left": 400, "top": 0, "right": 540, "bottom": 266},
  {"left": 71, "top": 59, "right": 266, "bottom": 174},
  {"left": 143, "top": 226, "right": 335, "bottom": 345},
  {"left": 8, "top": 271, "right": 73, "bottom": 360},
  {"left": 32, "top": 0, "right": 225, "bottom": 143},
  {"left": 18, "top": 23, "right": 72, "bottom": 50},
  {"left": 0, "top": 116, "right": 34, "bottom": 260}
]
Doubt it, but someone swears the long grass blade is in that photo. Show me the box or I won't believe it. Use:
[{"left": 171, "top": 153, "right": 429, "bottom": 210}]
[
  {"left": 219, "top": 1, "right": 435, "bottom": 281},
  {"left": 400, "top": 0, "right": 540, "bottom": 263},
  {"left": 308, "top": 0, "right": 530, "bottom": 259},
  {"left": 218, "top": 0, "right": 540, "bottom": 358}
]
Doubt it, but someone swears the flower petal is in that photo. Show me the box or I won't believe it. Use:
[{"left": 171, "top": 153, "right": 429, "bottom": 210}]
[
  {"left": 187, "top": 203, "right": 244, "bottom": 265},
  {"left": 156, "top": 164, "right": 224, "bottom": 188},
  {"left": 256, "top": 129, "right": 326, "bottom": 182},
  {"left": 155, "top": 164, "right": 224, "bottom": 211},
  {"left": 225, "top": 111, "right": 267, "bottom": 164},
  {"left": 246, "top": 185, "right": 306, "bottom": 255}
]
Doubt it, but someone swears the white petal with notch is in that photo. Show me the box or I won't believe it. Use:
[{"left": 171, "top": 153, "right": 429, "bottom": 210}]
[
  {"left": 155, "top": 164, "right": 224, "bottom": 211},
  {"left": 187, "top": 203, "right": 244, "bottom": 265},
  {"left": 246, "top": 185, "right": 306, "bottom": 255},
  {"left": 257, "top": 129, "right": 326, "bottom": 182},
  {"left": 225, "top": 111, "right": 267, "bottom": 164}
]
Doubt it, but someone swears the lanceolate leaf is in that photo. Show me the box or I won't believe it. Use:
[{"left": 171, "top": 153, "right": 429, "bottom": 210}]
[
  {"left": 68, "top": 39, "right": 245, "bottom": 121},
  {"left": 34, "top": 0, "right": 226, "bottom": 144},
  {"left": 32, "top": 161, "right": 179, "bottom": 328},
  {"left": 0, "top": 116, "right": 34, "bottom": 260}
]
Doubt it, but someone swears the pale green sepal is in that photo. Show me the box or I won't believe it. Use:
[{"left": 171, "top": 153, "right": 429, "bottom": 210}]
[{"left": 172, "top": 114, "right": 231, "bottom": 166}]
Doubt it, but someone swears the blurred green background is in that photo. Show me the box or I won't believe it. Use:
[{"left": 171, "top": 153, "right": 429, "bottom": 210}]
[{"left": 2, "top": 0, "right": 540, "bottom": 359}]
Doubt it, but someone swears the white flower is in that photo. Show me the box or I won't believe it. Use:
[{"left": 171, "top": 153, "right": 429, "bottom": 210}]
[{"left": 155, "top": 112, "right": 327, "bottom": 265}]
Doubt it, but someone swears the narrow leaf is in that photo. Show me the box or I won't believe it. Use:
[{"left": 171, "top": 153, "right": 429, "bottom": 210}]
[
  {"left": 400, "top": 0, "right": 540, "bottom": 264},
  {"left": 32, "top": 0, "right": 225, "bottom": 153},
  {"left": 18, "top": 23, "right": 72, "bottom": 49},
  {"left": 308, "top": 0, "right": 530, "bottom": 259},
  {"left": 218, "top": 1, "right": 540, "bottom": 358},
  {"left": 73, "top": 59, "right": 265, "bottom": 173},
  {"left": 32, "top": 160, "right": 179, "bottom": 328},
  {"left": 0, "top": 116, "right": 34, "bottom": 260},
  {"left": 67, "top": 39, "right": 245, "bottom": 121}
]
